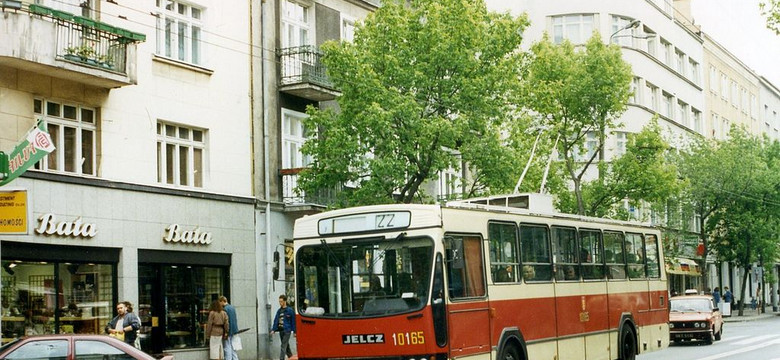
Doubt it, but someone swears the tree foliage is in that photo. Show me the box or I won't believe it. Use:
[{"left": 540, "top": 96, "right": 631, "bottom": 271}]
[
  {"left": 522, "top": 34, "right": 635, "bottom": 215},
  {"left": 565, "top": 119, "right": 680, "bottom": 218},
  {"left": 299, "top": 0, "right": 529, "bottom": 205},
  {"left": 761, "top": 0, "right": 780, "bottom": 34},
  {"left": 676, "top": 127, "right": 780, "bottom": 302}
]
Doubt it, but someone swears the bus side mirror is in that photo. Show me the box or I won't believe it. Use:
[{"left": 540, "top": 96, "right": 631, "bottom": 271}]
[{"left": 273, "top": 250, "right": 280, "bottom": 280}]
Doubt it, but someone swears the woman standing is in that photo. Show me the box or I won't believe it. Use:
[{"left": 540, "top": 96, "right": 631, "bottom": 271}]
[
  {"left": 206, "top": 299, "right": 229, "bottom": 360},
  {"left": 105, "top": 301, "right": 141, "bottom": 346}
]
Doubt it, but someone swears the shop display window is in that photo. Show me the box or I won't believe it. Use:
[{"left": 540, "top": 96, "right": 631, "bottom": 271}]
[
  {"left": 138, "top": 264, "right": 227, "bottom": 352},
  {"left": 1, "top": 261, "right": 114, "bottom": 343}
]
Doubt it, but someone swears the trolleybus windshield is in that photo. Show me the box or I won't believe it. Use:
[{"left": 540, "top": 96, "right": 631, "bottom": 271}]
[{"left": 296, "top": 236, "right": 433, "bottom": 318}]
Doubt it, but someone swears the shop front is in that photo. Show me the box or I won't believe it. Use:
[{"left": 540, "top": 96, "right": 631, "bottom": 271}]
[
  {"left": 137, "top": 249, "right": 230, "bottom": 354},
  {"left": 1, "top": 241, "right": 118, "bottom": 342},
  {"left": 1, "top": 177, "right": 258, "bottom": 360},
  {"left": 667, "top": 257, "right": 702, "bottom": 296}
]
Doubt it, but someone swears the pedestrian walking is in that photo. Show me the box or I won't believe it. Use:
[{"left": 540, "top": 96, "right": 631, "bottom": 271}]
[
  {"left": 220, "top": 296, "right": 240, "bottom": 360},
  {"left": 105, "top": 301, "right": 141, "bottom": 347},
  {"left": 206, "top": 299, "right": 229, "bottom": 360},
  {"left": 270, "top": 295, "right": 296, "bottom": 360},
  {"left": 713, "top": 287, "right": 721, "bottom": 305},
  {"left": 724, "top": 287, "right": 733, "bottom": 303}
]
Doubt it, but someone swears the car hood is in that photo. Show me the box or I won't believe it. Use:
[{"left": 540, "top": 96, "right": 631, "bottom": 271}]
[{"left": 669, "top": 312, "right": 713, "bottom": 321}]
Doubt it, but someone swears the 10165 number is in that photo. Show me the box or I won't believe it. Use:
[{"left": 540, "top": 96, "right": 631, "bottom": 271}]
[{"left": 392, "top": 331, "right": 425, "bottom": 346}]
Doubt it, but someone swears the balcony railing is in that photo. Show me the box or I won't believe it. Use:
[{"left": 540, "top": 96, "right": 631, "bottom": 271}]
[
  {"left": 278, "top": 46, "right": 340, "bottom": 101},
  {"left": 0, "top": 3, "right": 145, "bottom": 87},
  {"left": 280, "top": 168, "right": 341, "bottom": 209},
  {"left": 29, "top": 4, "right": 145, "bottom": 73}
]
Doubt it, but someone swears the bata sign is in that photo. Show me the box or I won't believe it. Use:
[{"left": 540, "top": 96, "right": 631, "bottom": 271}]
[
  {"left": 163, "top": 224, "right": 212, "bottom": 245},
  {"left": 36, "top": 213, "right": 97, "bottom": 238}
]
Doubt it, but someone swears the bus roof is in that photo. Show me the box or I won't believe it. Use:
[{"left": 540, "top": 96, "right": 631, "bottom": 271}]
[{"left": 293, "top": 194, "right": 658, "bottom": 239}]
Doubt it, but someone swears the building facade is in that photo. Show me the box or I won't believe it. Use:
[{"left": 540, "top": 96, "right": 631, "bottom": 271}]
[{"left": 1, "top": 1, "right": 259, "bottom": 359}]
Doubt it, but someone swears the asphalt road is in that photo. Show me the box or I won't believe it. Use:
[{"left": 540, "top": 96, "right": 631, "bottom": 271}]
[{"left": 638, "top": 314, "right": 780, "bottom": 360}]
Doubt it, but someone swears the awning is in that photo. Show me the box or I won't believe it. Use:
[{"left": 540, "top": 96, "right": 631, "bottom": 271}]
[{"left": 666, "top": 257, "right": 701, "bottom": 276}]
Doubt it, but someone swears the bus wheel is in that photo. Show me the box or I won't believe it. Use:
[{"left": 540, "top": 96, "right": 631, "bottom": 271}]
[
  {"left": 619, "top": 326, "right": 636, "bottom": 360},
  {"left": 499, "top": 344, "right": 521, "bottom": 360}
]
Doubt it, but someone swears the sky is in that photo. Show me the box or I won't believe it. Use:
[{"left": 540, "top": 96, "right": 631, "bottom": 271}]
[{"left": 691, "top": 0, "right": 780, "bottom": 86}]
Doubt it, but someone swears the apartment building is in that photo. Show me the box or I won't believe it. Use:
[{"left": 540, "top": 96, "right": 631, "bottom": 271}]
[{"left": 0, "top": 1, "right": 257, "bottom": 359}]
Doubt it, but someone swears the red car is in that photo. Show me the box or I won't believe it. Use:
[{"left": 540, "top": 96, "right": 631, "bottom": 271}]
[
  {"left": 669, "top": 295, "right": 724, "bottom": 345},
  {"left": 0, "top": 334, "right": 173, "bottom": 360}
]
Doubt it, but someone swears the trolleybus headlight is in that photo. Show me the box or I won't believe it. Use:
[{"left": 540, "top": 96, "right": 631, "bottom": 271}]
[{"left": 693, "top": 322, "right": 701, "bottom": 328}]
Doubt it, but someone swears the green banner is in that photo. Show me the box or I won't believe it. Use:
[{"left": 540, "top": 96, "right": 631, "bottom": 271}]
[{"left": 0, "top": 121, "right": 55, "bottom": 187}]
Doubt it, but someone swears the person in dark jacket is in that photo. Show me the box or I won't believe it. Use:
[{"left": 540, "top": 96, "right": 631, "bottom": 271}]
[
  {"left": 105, "top": 301, "right": 141, "bottom": 346},
  {"left": 270, "top": 295, "right": 295, "bottom": 360}
]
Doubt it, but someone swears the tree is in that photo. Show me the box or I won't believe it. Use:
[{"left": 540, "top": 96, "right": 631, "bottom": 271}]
[
  {"left": 707, "top": 134, "right": 780, "bottom": 315},
  {"left": 299, "top": 0, "right": 529, "bottom": 205},
  {"left": 761, "top": 0, "right": 780, "bottom": 34},
  {"left": 676, "top": 127, "right": 777, "bottom": 293},
  {"left": 570, "top": 119, "right": 681, "bottom": 218},
  {"left": 522, "top": 34, "right": 633, "bottom": 215}
]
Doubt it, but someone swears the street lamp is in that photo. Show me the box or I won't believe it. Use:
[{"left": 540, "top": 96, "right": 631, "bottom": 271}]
[{"left": 610, "top": 19, "right": 641, "bottom": 42}]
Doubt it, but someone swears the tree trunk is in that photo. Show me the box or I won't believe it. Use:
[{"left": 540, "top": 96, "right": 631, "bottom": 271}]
[{"left": 738, "top": 264, "right": 750, "bottom": 316}]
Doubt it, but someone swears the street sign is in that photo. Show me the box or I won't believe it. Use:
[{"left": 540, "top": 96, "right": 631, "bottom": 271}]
[
  {"left": 0, "top": 121, "right": 55, "bottom": 187},
  {"left": 0, "top": 190, "right": 28, "bottom": 234}
]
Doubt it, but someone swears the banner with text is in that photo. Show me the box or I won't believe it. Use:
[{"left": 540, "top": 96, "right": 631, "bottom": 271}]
[
  {"left": 0, "top": 190, "right": 28, "bottom": 234},
  {"left": 0, "top": 121, "right": 55, "bottom": 187}
]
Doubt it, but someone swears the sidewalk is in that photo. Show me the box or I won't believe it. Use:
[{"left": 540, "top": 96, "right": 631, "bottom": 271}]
[{"left": 723, "top": 309, "right": 780, "bottom": 323}]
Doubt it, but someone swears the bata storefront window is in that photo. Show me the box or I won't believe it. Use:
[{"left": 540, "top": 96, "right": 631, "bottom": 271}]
[
  {"left": 1, "top": 259, "right": 115, "bottom": 343},
  {"left": 138, "top": 250, "right": 230, "bottom": 354}
]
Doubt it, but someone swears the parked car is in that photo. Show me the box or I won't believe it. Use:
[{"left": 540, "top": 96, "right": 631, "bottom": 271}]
[
  {"left": 0, "top": 334, "right": 173, "bottom": 360},
  {"left": 669, "top": 294, "right": 724, "bottom": 345}
]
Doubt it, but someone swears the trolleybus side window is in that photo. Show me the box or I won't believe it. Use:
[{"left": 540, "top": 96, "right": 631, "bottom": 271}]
[
  {"left": 644, "top": 234, "right": 661, "bottom": 278},
  {"left": 579, "top": 229, "right": 605, "bottom": 280},
  {"left": 604, "top": 231, "right": 627, "bottom": 279},
  {"left": 519, "top": 224, "right": 552, "bottom": 282},
  {"left": 488, "top": 222, "right": 519, "bottom": 283},
  {"left": 626, "top": 232, "right": 646, "bottom": 279},
  {"left": 445, "top": 234, "right": 486, "bottom": 299},
  {"left": 552, "top": 226, "right": 579, "bottom": 281}
]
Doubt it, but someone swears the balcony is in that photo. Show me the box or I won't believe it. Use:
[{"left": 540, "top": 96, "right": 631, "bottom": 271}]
[
  {"left": 278, "top": 46, "right": 340, "bottom": 101},
  {"left": 0, "top": 4, "right": 145, "bottom": 89},
  {"left": 280, "top": 167, "right": 341, "bottom": 213}
]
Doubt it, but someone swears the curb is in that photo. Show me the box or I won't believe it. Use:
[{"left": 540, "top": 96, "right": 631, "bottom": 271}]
[{"left": 722, "top": 313, "right": 778, "bottom": 323}]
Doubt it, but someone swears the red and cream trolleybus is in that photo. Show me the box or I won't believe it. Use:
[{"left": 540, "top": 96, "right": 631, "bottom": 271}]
[{"left": 292, "top": 193, "right": 669, "bottom": 360}]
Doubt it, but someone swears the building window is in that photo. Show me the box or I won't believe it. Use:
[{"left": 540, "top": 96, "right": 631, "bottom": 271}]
[
  {"left": 629, "top": 77, "right": 641, "bottom": 104},
  {"left": 660, "top": 39, "right": 672, "bottom": 66},
  {"left": 33, "top": 99, "right": 96, "bottom": 176},
  {"left": 643, "top": 26, "right": 657, "bottom": 56},
  {"left": 155, "top": 0, "right": 204, "bottom": 65},
  {"left": 662, "top": 91, "right": 673, "bottom": 119},
  {"left": 551, "top": 14, "right": 594, "bottom": 44},
  {"left": 741, "top": 88, "right": 748, "bottom": 114},
  {"left": 584, "top": 131, "right": 598, "bottom": 160},
  {"left": 675, "top": 49, "right": 685, "bottom": 75},
  {"left": 615, "top": 132, "right": 627, "bottom": 157},
  {"left": 711, "top": 113, "right": 719, "bottom": 138},
  {"left": 730, "top": 81, "right": 738, "bottom": 108},
  {"left": 692, "top": 108, "right": 702, "bottom": 134},
  {"left": 688, "top": 59, "right": 699, "bottom": 84},
  {"left": 646, "top": 82, "right": 658, "bottom": 111},
  {"left": 722, "top": 117, "right": 730, "bottom": 139},
  {"left": 157, "top": 122, "right": 205, "bottom": 188},
  {"left": 677, "top": 100, "right": 689, "bottom": 127},
  {"left": 721, "top": 73, "right": 729, "bottom": 101},
  {"left": 438, "top": 165, "right": 461, "bottom": 201},
  {"left": 709, "top": 66, "right": 718, "bottom": 95},
  {"left": 282, "top": 0, "right": 311, "bottom": 48},
  {"left": 611, "top": 16, "right": 635, "bottom": 47},
  {"left": 282, "top": 109, "right": 312, "bottom": 169},
  {"left": 751, "top": 94, "right": 758, "bottom": 120},
  {"left": 341, "top": 15, "right": 356, "bottom": 42}
]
